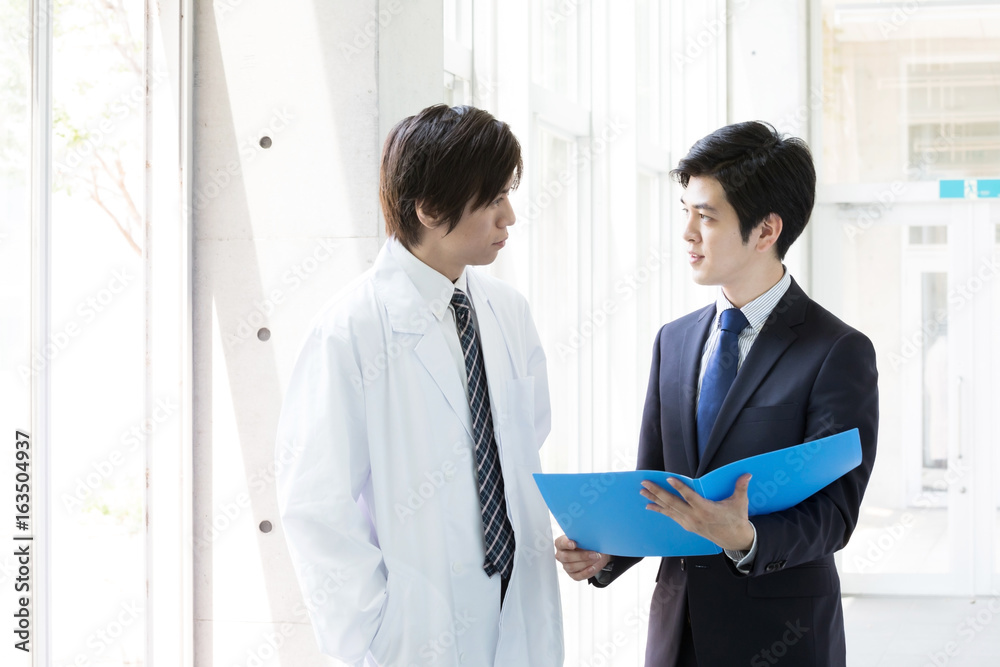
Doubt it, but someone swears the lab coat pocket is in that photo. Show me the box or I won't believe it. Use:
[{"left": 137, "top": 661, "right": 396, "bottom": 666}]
[{"left": 368, "top": 577, "right": 400, "bottom": 665}]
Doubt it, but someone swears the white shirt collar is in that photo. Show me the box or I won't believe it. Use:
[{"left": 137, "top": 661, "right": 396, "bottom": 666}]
[
  {"left": 389, "top": 236, "right": 469, "bottom": 322},
  {"left": 713, "top": 267, "right": 792, "bottom": 332}
]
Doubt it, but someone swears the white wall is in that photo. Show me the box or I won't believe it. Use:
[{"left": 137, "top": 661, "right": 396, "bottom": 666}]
[{"left": 190, "top": 1, "right": 439, "bottom": 663}]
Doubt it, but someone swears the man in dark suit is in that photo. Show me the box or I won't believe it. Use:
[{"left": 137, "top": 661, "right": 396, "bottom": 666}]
[{"left": 554, "top": 121, "right": 878, "bottom": 666}]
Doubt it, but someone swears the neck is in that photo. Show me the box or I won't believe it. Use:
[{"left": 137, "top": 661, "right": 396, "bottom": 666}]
[
  {"left": 409, "top": 244, "right": 463, "bottom": 282},
  {"left": 721, "top": 261, "right": 784, "bottom": 309}
]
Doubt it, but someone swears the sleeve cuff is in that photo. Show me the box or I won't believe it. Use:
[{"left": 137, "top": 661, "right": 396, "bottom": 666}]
[
  {"left": 594, "top": 557, "right": 615, "bottom": 585},
  {"left": 724, "top": 521, "right": 758, "bottom": 574}
]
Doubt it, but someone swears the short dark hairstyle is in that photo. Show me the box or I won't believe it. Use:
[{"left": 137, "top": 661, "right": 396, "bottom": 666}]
[
  {"left": 379, "top": 104, "right": 523, "bottom": 250},
  {"left": 670, "top": 121, "right": 815, "bottom": 260}
]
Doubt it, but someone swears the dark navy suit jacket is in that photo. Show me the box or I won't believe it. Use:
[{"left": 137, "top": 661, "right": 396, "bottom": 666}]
[{"left": 595, "top": 278, "right": 879, "bottom": 666}]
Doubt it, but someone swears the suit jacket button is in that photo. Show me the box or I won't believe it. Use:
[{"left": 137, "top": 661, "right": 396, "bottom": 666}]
[{"left": 680, "top": 558, "right": 685, "bottom": 571}]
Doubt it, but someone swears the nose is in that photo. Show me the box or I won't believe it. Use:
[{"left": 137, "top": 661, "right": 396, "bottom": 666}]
[
  {"left": 500, "top": 197, "right": 516, "bottom": 228},
  {"left": 682, "top": 210, "right": 699, "bottom": 244}
]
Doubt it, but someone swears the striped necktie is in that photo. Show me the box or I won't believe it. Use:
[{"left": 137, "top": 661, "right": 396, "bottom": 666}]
[{"left": 451, "top": 288, "right": 515, "bottom": 579}]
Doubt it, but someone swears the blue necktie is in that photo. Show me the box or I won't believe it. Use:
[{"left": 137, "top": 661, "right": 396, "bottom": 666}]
[
  {"left": 697, "top": 307, "right": 750, "bottom": 459},
  {"left": 451, "top": 288, "right": 515, "bottom": 579}
]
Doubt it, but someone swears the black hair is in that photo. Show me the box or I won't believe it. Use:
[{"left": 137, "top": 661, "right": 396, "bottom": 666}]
[
  {"left": 380, "top": 104, "right": 522, "bottom": 249},
  {"left": 670, "top": 121, "right": 815, "bottom": 259}
]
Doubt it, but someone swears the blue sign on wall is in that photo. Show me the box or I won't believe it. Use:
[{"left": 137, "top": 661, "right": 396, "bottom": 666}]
[{"left": 939, "top": 179, "right": 1000, "bottom": 199}]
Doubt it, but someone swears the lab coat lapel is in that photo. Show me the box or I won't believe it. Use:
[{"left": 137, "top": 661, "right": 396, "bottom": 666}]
[
  {"left": 695, "top": 280, "right": 808, "bottom": 476},
  {"left": 466, "top": 272, "right": 508, "bottom": 434},
  {"left": 371, "top": 245, "right": 474, "bottom": 439}
]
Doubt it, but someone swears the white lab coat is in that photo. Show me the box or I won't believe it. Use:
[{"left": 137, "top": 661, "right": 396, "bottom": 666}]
[{"left": 275, "top": 239, "right": 564, "bottom": 667}]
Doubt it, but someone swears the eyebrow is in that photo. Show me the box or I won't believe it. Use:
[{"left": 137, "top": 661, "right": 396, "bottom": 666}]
[{"left": 679, "top": 196, "right": 719, "bottom": 213}]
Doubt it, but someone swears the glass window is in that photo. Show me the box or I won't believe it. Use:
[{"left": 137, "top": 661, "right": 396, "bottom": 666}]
[
  {"left": 636, "top": 0, "right": 662, "bottom": 147},
  {"left": 0, "top": 0, "right": 32, "bottom": 610},
  {"left": 909, "top": 225, "right": 947, "bottom": 245},
  {"left": 533, "top": 0, "right": 578, "bottom": 100},
  {"left": 822, "top": 1, "right": 1000, "bottom": 183},
  {"left": 444, "top": 0, "right": 472, "bottom": 50},
  {"left": 443, "top": 71, "right": 472, "bottom": 106},
  {"left": 533, "top": 128, "right": 577, "bottom": 474},
  {"left": 50, "top": 3, "right": 147, "bottom": 664}
]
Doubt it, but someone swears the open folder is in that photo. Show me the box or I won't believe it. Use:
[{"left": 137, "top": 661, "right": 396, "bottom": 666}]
[{"left": 533, "top": 428, "right": 863, "bottom": 557}]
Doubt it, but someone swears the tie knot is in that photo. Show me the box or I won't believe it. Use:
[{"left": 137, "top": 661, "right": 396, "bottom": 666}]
[
  {"left": 451, "top": 288, "right": 471, "bottom": 317},
  {"left": 719, "top": 307, "right": 749, "bottom": 334}
]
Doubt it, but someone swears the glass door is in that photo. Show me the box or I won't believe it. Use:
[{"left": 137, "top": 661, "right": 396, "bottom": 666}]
[{"left": 812, "top": 198, "right": 998, "bottom": 596}]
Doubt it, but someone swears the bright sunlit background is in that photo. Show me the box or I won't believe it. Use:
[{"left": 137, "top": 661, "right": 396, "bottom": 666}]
[{"left": 3, "top": 1, "right": 1000, "bottom": 666}]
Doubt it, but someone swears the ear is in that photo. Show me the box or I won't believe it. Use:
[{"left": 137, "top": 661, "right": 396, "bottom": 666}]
[
  {"left": 415, "top": 201, "right": 440, "bottom": 230},
  {"left": 754, "top": 213, "right": 783, "bottom": 255}
]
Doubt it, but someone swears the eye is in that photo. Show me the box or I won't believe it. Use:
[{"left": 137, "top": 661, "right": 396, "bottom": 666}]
[{"left": 699, "top": 214, "right": 712, "bottom": 221}]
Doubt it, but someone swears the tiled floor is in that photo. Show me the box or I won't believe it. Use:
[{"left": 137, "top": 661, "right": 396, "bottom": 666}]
[{"left": 844, "top": 596, "right": 1000, "bottom": 666}]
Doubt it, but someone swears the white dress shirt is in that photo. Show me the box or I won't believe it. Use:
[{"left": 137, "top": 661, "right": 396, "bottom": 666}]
[{"left": 389, "top": 240, "right": 478, "bottom": 395}]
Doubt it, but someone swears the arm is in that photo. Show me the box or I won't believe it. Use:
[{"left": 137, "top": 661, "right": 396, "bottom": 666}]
[
  {"left": 747, "top": 330, "right": 879, "bottom": 574},
  {"left": 639, "top": 329, "right": 879, "bottom": 574},
  {"left": 275, "top": 326, "right": 386, "bottom": 665},
  {"left": 523, "top": 299, "right": 552, "bottom": 449}
]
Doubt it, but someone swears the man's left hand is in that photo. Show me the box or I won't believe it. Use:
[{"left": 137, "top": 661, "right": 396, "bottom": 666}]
[{"left": 640, "top": 473, "right": 755, "bottom": 552}]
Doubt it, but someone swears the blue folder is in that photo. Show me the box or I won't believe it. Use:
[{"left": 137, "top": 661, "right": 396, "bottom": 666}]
[{"left": 533, "top": 428, "right": 863, "bottom": 557}]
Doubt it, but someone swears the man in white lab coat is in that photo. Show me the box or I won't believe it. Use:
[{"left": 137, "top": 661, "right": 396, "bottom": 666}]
[{"left": 275, "top": 104, "right": 563, "bottom": 667}]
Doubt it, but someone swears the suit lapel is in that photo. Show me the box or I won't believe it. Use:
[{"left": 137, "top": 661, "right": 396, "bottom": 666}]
[
  {"left": 371, "top": 243, "right": 474, "bottom": 439},
  {"left": 679, "top": 306, "right": 715, "bottom": 475},
  {"left": 695, "top": 280, "right": 808, "bottom": 476}
]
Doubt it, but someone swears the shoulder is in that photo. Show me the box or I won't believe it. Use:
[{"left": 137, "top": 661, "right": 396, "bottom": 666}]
[
  {"left": 656, "top": 302, "right": 714, "bottom": 340},
  {"left": 800, "top": 297, "right": 873, "bottom": 350},
  {"left": 300, "top": 267, "right": 383, "bottom": 344}
]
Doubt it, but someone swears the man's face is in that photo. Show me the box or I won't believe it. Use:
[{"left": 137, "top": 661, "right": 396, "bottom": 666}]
[
  {"left": 680, "top": 175, "right": 764, "bottom": 289},
  {"left": 418, "top": 180, "right": 516, "bottom": 278}
]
